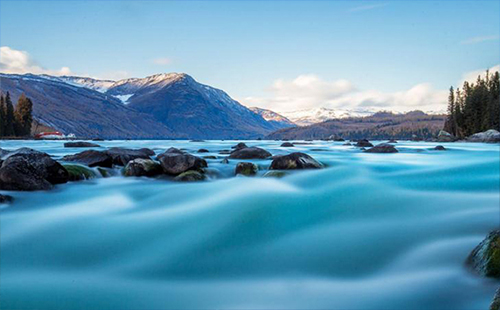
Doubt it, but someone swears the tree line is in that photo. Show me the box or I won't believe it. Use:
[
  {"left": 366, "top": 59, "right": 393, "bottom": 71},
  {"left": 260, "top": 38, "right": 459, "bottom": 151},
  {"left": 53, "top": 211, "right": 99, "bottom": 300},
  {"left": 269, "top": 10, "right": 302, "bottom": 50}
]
[
  {"left": 444, "top": 70, "right": 500, "bottom": 138},
  {"left": 0, "top": 92, "right": 33, "bottom": 137}
]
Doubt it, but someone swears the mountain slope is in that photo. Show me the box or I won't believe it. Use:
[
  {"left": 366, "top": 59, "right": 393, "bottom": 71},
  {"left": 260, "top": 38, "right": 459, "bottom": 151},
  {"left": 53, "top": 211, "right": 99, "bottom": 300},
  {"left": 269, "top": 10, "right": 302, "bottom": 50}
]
[
  {"left": 249, "top": 107, "right": 295, "bottom": 130},
  {"left": 281, "top": 107, "right": 374, "bottom": 126},
  {"left": 0, "top": 73, "right": 177, "bottom": 139}
]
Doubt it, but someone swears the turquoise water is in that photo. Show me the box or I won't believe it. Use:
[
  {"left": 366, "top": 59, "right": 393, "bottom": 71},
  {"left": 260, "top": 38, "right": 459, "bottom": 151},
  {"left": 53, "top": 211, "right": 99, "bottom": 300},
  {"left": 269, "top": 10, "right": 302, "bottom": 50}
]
[{"left": 1, "top": 140, "right": 499, "bottom": 309}]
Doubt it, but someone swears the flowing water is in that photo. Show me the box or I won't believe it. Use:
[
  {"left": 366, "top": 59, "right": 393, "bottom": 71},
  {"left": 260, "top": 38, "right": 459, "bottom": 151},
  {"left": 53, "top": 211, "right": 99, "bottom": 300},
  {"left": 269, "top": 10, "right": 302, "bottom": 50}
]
[{"left": 0, "top": 140, "right": 499, "bottom": 309}]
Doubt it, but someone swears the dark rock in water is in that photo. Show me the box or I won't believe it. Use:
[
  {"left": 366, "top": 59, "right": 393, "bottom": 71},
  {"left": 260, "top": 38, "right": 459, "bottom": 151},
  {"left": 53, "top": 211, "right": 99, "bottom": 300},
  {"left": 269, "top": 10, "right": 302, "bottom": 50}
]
[
  {"left": 197, "top": 149, "right": 209, "bottom": 153},
  {"left": 490, "top": 288, "right": 500, "bottom": 310},
  {"left": 221, "top": 158, "right": 229, "bottom": 164},
  {"left": 231, "top": 142, "right": 248, "bottom": 150},
  {"left": 355, "top": 139, "right": 373, "bottom": 147},
  {"left": 0, "top": 194, "right": 13, "bottom": 204},
  {"left": 105, "top": 147, "right": 154, "bottom": 166},
  {"left": 364, "top": 143, "right": 399, "bottom": 153},
  {"left": 0, "top": 156, "right": 53, "bottom": 191},
  {"left": 235, "top": 162, "right": 258, "bottom": 176},
  {"left": 263, "top": 171, "right": 287, "bottom": 178},
  {"left": 219, "top": 150, "right": 231, "bottom": 155},
  {"left": 281, "top": 142, "right": 294, "bottom": 147},
  {"left": 2, "top": 148, "right": 69, "bottom": 185},
  {"left": 270, "top": 152, "right": 322, "bottom": 170},
  {"left": 158, "top": 149, "right": 207, "bottom": 175},
  {"left": 64, "top": 141, "right": 100, "bottom": 148},
  {"left": 437, "top": 130, "right": 457, "bottom": 142},
  {"left": 466, "top": 230, "right": 500, "bottom": 278},
  {"left": 388, "top": 139, "right": 398, "bottom": 143},
  {"left": 124, "top": 158, "right": 163, "bottom": 177},
  {"left": 434, "top": 145, "right": 446, "bottom": 151},
  {"left": 174, "top": 170, "right": 205, "bottom": 182},
  {"left": 190, "top": 139, "right": 205, "bottom": 142},
  {"left": 63, "top": 164, "right": 96, "bottom": 181},
  {"left": 467, "top": 130, "right": 500, "bottom": 143},
  {"left": 63, "top": 150, "right": 113, "bottom": 168},
  {"left": 0, "top": 148, "right": 11, "bottom": 158},
  {"left": 334, "top": 138, "right": 345, "bottom": 142},
  {"left": 229, "top": 147, "right": 272, "bottom": 159},
  {"left": 92, "top": 138, "right": 104, "bottom": 141},
  {"left": 203, "top": 156, "right": 218, "bottom": 159},
  {"left": 343, "top": 142, "right": 352, "bottom": 146}
]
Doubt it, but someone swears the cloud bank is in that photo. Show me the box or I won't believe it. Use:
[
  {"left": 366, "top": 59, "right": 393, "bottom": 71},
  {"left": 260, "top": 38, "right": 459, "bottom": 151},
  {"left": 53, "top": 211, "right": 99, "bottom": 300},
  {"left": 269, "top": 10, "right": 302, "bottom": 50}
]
[{"left": 0, "top": 46, "right": 72, "bottom": 76}]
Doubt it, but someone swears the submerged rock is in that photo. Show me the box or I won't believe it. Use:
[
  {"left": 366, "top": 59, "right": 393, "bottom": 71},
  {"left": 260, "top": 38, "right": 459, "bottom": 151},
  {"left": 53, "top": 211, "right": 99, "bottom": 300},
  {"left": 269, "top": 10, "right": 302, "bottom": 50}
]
[
  {"left": 197, "top": 149, "right": 209, "bottom": 153},
  {"left": 270, "top": 152, "right": 322, "bottom": 170},
  {"left": 63, "top": 150, "right": 113, "bottom": 168},
  {"left": 466, "top": 230, "right": 500, "bottom": 278},
  {"left": 64, "top": 141, "right": 100, "bottom": 148},
  {"left": 203, "top": 156, "right": 218, "bottom": 159},
  {"left": 0, "top": 194, "right": 13, "bottom": 204},
  {"left": 437, "top": 130, "right": 457, "bottom": 142},
  {"left": 235, "top": 162, "right": 258, "bottom": 176},
  {"left": 490, "top": 288, "right": 500, "bottom": 310},
  {"left": 174, "top": 170, "right": 205, "bottom": 182},
  {"left": 364, "top": 143, "right": 399, "bottom": 153},
  {"left": 355, "top": 139, "right": 374, "bottom": 147},
  {"left": 124, "top": 158, "right": 163, "bottom": 177},
  {"left": 229, "top": 147, "right": 272, "bottom": 159},
  {"left": 63, "top": 164, "right": 96, "bottom": 181},
  {"left": 434, "top": 145, "right": 446, "bottom": 151},
  {"left": 263, "top": 171, "right": 288, "bottom": 178},
  {"left": 105, "top": 147, "right": 154, "bottom": 166},
  {"left": 158, "top": 148, "right": 207, "bottom": 175},
  {"left": 467, "top": 129, "right": 500, "bottom": 143},
  {"left": 281, "top": 142, "right": 294, "bottom": 147}
]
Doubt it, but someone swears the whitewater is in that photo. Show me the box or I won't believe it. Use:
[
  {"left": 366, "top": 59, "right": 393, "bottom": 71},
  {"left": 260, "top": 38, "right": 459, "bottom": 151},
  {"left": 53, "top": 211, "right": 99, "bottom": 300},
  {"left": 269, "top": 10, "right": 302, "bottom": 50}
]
[{"left": 0, "top": 139, "right": 499, "bottom": 309}]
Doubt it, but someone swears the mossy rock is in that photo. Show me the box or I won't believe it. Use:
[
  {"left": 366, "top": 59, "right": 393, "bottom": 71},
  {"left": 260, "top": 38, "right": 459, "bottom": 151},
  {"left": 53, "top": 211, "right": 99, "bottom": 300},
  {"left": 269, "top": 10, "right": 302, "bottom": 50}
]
[
  {"left": 63, "top": 164, "right": 96, "bottom": 181},
  {"left": 466, "top": 230, "right": 500, "bottom": 278},
  {"left": 97, "top": 167, "right": 110, "bottom": 178},
  {"left": 235, "top": 162, "right": 258, "bottom": 176},
  {"left": 263, "top": 171, "right": 287, "bottom": 178},
  {"left": 174, "top": 170, "right": 205, "bottom": 182}
]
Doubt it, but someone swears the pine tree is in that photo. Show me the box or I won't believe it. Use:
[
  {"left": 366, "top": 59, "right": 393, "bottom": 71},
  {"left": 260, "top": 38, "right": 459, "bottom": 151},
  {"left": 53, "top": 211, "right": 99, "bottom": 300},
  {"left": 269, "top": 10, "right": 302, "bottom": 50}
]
[
  {"left": 14, "top": 94, "right": 33, "bottom": 137},
  {"left": 4, "top": 92, "right": 15, "bottom": 137},
  {"left": 0, "top": 95, "right": 5, "bottom": 137},
  {"left": 444, "top": 86, "right": 456, "bottom": 135}
]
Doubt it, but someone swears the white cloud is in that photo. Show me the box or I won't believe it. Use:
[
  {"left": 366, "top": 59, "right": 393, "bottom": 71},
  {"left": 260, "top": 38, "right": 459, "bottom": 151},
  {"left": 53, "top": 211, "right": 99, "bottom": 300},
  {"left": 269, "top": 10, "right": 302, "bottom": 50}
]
[
  {"left": 152, "top": 57, "right": 172, "bottom": 65},
  {"left": 459, "top": 64, "right": 500, "bottom": 85},
  {"left": 241, "top": 75, "right": 448, "bottom": 114},
  {"left": 349, "top": 2, "right": 388, "bottom": 12},
  {"left": 0, "top": 46, "right": 72, "bottom": 76},
  {"left": 460, "top": 35, "right": 499, "bottom": 45}
]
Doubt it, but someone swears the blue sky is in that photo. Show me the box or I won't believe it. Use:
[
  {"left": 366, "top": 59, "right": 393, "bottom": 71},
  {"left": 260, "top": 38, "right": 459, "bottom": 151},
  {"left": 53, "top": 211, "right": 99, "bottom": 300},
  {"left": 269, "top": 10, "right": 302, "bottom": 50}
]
[{"left": 1, "top": 0, "right": 499, "bottom": 112}]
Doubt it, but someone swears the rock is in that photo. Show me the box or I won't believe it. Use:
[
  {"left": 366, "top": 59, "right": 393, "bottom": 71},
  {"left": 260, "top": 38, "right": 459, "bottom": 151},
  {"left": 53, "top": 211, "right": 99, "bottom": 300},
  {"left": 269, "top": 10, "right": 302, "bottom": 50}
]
[
  {"left": 190, "top": 139, "right": 205, "bottom": 142},
  {"left": 158, "top": 149, "right": 207, "bottom": 175},
  {"left": 269, "top": 152, "right": 322, "bottom": 170},
  {"left": 434, "top": 145, "right": 446, "bottom": 151},
  {"left": 231, "top": 142, "right": 248, "bottom": 150},
  {"left": 490, "top": 288, "right": 500, "bottom": 310},
  {"left": 263, "top": 171, "right": 287, "bottom": 178},
  {"left": 64, "top": 141, "right": 100, "bottom": 148},
  {"left": 97, "top": 167, "right": 110, "bottom": 178},
  {"left": 63, "top": 150, "right": 113, "bottom": 168},
  {"left": 197, "top": 149, "right": 209, "bottom": 153},
  {"left": 174, "top": 170, "right": 205, "bottom": 182},
  {"left": 0, "top": 156, "right": 53, "bottom": 191},
  {"left": 0, "top": 194, "right": 13, "bottom": 204},
  {"left": 124, "top": 159, "right": 163, "bottom": 177},
  {"left": 467, "top": 130, "right": 500, "bottom": 143},
  {"left": 229, "top": 147, "right": 272, "bottom": 159},
  {"left": 388, "top": 139, "right": 398, "bottom": 143},
  {"left": 0, "top": 148, "right": 11, "bottom": 158},
  {"left": 343, "top": 142, "right": 352, "bottom": 146},
  {"left": 203, "top": 156, "right": 218, "bottom": 159},
  {"left": 221, "top": 158, "right": 229, "bottom": 164},
  {"left": 466, "top": 230, "right": 500, "bottom": 278},
  {"left": 235, "top": 162, "right": 258, "bottom": 176},
  {"left": 281, "top": 142, "right": 294, "bottom": 147},
  {"left": 105, "top": 147, "right": 154, "bottom": 166},
  {"left": 92, "top": 138, "right": 104, "bottom": 141},
  {"left": 63, "top": 164, "right": 96, "bottom": 181},
  {"left": 437, "top": 130, "right": 457, "bottom": 142},
  {"left": 355, "top": 139, "right": 373, "bottom": 147},
  {"left": 364, "top": 143, "right": 399, "bottom": 153},
  {"left": 219, "top": 150, "right": 231, "bottom": 155}
]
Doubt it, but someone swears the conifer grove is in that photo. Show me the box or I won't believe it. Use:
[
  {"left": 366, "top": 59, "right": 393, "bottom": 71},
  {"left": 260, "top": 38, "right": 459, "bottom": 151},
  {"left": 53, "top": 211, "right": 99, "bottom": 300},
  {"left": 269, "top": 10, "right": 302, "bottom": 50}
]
[{"left": 0, "top": 92, "right": 34, "bottom": 137}]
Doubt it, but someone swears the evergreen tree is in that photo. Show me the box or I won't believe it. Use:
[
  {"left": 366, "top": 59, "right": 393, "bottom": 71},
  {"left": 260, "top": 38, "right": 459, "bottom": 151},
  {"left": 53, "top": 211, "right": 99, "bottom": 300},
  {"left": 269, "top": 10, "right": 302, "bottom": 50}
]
[
  {"left": 0, "top": 95, "right": 5, "bottom": 137},
  {"left": 14, "top": 94, "right": 33, "bottom": 136},
  {"left": 3, "top": 92, "right": 15, "bottom": 137}
]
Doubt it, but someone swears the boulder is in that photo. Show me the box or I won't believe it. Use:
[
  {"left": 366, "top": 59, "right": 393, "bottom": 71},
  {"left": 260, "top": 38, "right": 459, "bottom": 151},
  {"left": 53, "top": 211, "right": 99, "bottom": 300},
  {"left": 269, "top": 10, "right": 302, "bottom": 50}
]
[
  {"left": 437, "top": 130, "right": 457, "bottom": 142},
  {"left": 269, "top": 152, "right": 322, "bottom": 170},
  {"left": 64, "top": 141, "right": 100, "bottom": 148},
  {"left": 364, "top": 143, "right": 399, "bottom": 153},
  {"left": 0, "top": 194, "right": 13, "bottom": 204},
  {"left": 281, "top": 142, "right": 294, "bottom": 147},
  {"left": 105, "top": 147, "right": 154, "bottom": 166},
  {"left": 174, "top": 170, "right": 205, "bottom": 182},
  {"left": 63, "top": 150, "right": 113, "bottom": 168},
  {"left": 490, "top": 288, "right": 500, "bottom": 310},
  {"left": 158, "top": 148, "right": 207, "bottom": 175},
  {"left": 434, "top": 145, "right": 446, "bottom": 151},
  {"left": 231, "top": 142, "right": 248, "bottom": 150},
  {"left": 467, "top": 130, "right": 500, "bottom": 143},
  {"left": 235, "top": 162, "right": 258, "bottom": 176},
  {"left": 355, "top": 139, "right": 373, "bottom": 147},
  {"left": 124, "top": 159, "right": 163, "bottom": 177},
  {"left": 229, "top": 147, "right": 272, "bottom": 159},
  {"left": 197, "top": 149, "right": 209, "bottom": 153},
  {"left": 63, "top": 164, "right": 96, "bottom": 181},
  {"left": 203, "top": 156, "right": 218, "bottom": 159},
  {"left": 466, "top": 230, "right": 500, "bottom": 278},
  {"left": 0, "top": 156, "right": 53, "bottom": 191}
]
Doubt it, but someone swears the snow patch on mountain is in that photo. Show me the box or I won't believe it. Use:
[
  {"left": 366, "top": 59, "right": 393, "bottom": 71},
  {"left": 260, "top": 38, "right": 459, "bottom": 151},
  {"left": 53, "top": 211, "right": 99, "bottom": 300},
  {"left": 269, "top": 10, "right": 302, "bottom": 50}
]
[
  {"left": 281, "top": 107, "right": 374, "bottom": 126},
  {"left": 114, "top": 94, "right": 134, "bottom": 104},
  {"left": 250, "top": 107, "right": 295, "bottom": 126}
]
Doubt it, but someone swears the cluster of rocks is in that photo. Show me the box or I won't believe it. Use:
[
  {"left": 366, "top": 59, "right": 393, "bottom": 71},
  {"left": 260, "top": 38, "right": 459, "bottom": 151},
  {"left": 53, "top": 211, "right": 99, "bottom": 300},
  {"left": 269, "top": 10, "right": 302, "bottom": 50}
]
[
  {"left": 437, "top": 129, "right": 500, "bottom": 143},
  {"left": 465, "top": 230, "right": 500, "bottom": 310}
]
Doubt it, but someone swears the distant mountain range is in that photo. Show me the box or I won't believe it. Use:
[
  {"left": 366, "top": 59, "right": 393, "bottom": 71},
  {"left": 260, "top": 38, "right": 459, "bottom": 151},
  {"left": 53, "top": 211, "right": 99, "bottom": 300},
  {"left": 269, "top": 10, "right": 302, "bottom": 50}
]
[
  {"left": 280, "top": 107, "right": 374, "bottom": 126},
  {"left": 0, "top": 73, "right": 291, "bottom": 139}
]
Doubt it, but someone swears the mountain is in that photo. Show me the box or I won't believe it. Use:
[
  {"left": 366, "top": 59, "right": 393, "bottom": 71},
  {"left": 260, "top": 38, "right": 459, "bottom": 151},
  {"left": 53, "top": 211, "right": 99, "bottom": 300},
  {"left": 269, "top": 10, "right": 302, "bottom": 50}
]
[
  {"left": 0, "top": 73, "right": 279, "bottom": 139},
  {"left": 267, "top": 111, "right": 446, "bottom": 140},
  {"left": 281, "top": 107, "right": 374, "bottom": 126},
  {"left": 249, "top": 107, "right": 295, "bottom": 129}
]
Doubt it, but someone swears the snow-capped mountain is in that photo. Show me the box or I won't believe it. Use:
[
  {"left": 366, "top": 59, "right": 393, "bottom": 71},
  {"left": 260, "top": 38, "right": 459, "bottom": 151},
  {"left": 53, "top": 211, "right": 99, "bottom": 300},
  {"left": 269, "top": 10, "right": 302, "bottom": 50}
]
[
  {"left": 249, "top": 107, "right": 295, "bottom": 129},
  {"left": 281, "top": 107, "right": 374, "bottom": 126},
  {"left": 55, "top": 76, "right": 115, "bottom": 93}
]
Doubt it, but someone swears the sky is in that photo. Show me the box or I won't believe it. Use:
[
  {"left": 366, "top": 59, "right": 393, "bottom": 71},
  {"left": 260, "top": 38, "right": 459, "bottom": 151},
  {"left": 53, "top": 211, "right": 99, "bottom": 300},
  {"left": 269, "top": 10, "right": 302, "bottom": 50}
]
[{"left": 0, "top": 0, "right": 499, "bottom": 113}]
